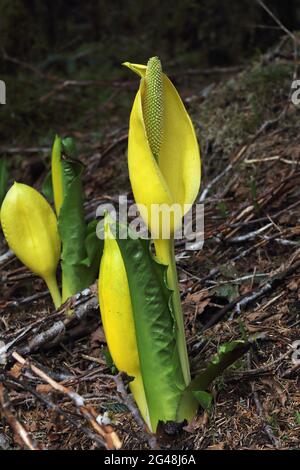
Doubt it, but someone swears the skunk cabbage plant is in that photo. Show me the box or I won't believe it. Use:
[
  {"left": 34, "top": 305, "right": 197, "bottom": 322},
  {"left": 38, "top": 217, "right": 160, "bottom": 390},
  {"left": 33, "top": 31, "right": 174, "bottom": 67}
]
[
  {"left": 1, "top": 183, "right": 61, "bottom": 308},
  {"left": 99, "top": 217, "right": 150, "bottom": 427},
  {"left": 96, "top": 57, "right": 249, "bottom": 432},
  {"left": 124, "top": 57, "right": 201, "bottom": 385},
  {"left": 99, "top": 218, "right": 249, "bottom": 432},
  {"left": 1, "top": 136, "right": 102, "bottom": 309}
]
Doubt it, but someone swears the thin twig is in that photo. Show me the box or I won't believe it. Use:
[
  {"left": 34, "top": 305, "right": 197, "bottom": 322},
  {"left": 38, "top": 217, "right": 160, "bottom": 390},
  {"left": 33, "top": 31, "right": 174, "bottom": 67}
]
[
  {"left": 256, "top": 0, "right": 299, "bottom": 44},
  {"left": 113, "top": 373, "right": 158, "bottom": 450},
  {"left": 202, "top": 256, "right": 300, "bottom": 331},
  {"left": 247, "top": 352, "right": 281, "bottom": 448}
]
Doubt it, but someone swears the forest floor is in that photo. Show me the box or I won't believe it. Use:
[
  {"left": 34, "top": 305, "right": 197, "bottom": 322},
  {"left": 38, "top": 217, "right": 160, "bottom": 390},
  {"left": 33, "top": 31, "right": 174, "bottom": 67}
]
[{"left": 0, "top": 36, "right": 300, "bottom": 450}]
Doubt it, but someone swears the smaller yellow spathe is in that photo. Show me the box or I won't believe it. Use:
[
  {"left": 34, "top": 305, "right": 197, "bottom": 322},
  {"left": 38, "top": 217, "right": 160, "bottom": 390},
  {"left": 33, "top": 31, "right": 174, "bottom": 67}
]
[
  {"left": 51, "top": 135, "right": 64, "bottom": 216},
  {"left": 1, "top": 182, "right": 61, "bottom": 308}
]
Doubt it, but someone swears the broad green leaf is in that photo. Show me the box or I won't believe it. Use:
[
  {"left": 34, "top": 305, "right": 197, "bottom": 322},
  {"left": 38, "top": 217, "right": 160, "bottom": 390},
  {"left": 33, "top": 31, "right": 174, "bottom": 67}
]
[
  {"left": 42, "top": 170, "right": 54, "bottom": 202},
  {"left": 58, "top": 159, "right": 87, "bottom": 297},
  {"left": 191, "top": 340, "right": 249, "bottom": 390},
  {"left": 54, "top": 139, "right": 102, "bottom": 300},
  {"left": 58, "top": 159, "right": 102, "bottom": 298},
  {"left": 62, "top": 136, "right": 78, "bottom": 159},
  {"left": 0, "top": 159, "right": 9, "bottom": 206},
  {"left": 177, "top": 340, "right": 249, "bottom": 420},
  {"left": 115, "top": 227, "right": 187, "bottom": 431},
  {"left": 82, "top": 219, "right": 104, "bottom": 284}
]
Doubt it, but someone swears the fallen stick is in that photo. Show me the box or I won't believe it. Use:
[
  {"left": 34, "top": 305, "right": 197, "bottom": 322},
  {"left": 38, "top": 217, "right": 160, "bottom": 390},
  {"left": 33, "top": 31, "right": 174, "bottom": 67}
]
[
  {"left": 113, "top": 373, "right": 158, "bottom": 450},
  {"left": 247, "top": 352, "right": 281, "bottom": 448},
  {"left": 202, "top": 256, "right": 300, "bottom": 331},
  {"left": 0, "top": 249, "right": 14, "bottom": 267},
  {"left": 2, "top": 289, "right": 100, "bottom": 360}
]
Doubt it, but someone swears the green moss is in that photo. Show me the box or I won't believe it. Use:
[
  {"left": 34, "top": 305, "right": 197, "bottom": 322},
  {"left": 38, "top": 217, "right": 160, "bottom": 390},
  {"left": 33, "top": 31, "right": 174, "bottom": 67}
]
[{"left": 193, "top": 61, "right": 294, "bottom": 168}]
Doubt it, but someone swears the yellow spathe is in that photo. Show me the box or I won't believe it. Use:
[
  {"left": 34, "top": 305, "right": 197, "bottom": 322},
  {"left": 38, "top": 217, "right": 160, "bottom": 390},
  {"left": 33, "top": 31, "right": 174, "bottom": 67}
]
[
  {"left": 124, "top": 60, "right": 201, "bottom": 238},
  {"left": 99, "top": 221, "right": 150, "bottom": 428},
  {"left": 1, "top": 182, "right": 61, "bottom": 308},
  {"left": 51, "top": 135, "right": 64, "bottom": 216}
]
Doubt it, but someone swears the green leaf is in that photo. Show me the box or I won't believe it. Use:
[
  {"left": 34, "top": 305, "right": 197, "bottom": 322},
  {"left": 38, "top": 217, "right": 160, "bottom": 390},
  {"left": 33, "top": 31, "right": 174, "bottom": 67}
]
[
  {"left": 177, "top": 340, "right": 249, "bottom": 420},
  {"left": 192, "top": 390, "right": 212, "bottom": 410},
  {"left": 82, "top": 219, "right": 104, "bottom": 284},
  {"left": 58, "top": 159, "right": 87, "bottom": 296},
  {"left": 62, "top": 136, "right": 78, "bottom": 159},
  {"left": 42, "top": 170, "right": 54, "bottom": 202},
  {"left": 296, "top": 412, "right": 300, "bottom": 426},
  {"left": 0, "top": 159, "right": 9, "bottom": 206},
  {"left": 115, "top": 227, "right": 187, "bottom": 431},
  {"left": 194, "top": 340, "right": 249, "bottom": 388},
  {"left": 51, "top": 136, "right": 102, "bottom": 300},
  {"left": 102, "top": 347, "right": 117, "bottom": 375},
  {"left": 58, "top": 159, "right": 102, "bottom": 298}
]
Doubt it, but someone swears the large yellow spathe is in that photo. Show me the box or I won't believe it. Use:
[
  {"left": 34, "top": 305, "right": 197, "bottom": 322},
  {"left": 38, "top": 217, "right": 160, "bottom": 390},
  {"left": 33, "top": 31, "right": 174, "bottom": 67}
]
[
  {"left": 124, "top": 61, "right": 201, "bottom": 238},
  {"left": 99, "top": 220, "right": 150, "bottom": 428},
  {"left": 1, "top": 182, "right": 61, "bottom": 308}
]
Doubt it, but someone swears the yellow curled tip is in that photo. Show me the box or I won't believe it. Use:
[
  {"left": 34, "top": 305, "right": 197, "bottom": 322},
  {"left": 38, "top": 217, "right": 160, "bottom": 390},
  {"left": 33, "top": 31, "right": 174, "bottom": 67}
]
[
  {"left": 103, "top": 211, "right": 117, "bottom": 241},
  {"left": 122, "top": 62, "right": 147, "bottom": 78}
]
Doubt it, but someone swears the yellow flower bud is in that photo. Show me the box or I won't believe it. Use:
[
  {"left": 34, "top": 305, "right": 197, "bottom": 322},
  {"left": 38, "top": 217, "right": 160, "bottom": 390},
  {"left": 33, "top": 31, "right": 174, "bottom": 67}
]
[
  {"left": 99, "top": 218, "right": 150, "bottom": 428},
  {"left": 1, "top": 182, "right": 61, "bottom": 308},
  {"left": 123, "top": 58, "right": 201, "bottom": 238}
]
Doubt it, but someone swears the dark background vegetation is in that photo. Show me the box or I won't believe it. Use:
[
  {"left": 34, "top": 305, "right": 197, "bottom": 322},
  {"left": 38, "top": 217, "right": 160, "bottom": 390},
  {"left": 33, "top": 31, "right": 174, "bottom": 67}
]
[
  {"left": 2, "top": 0, "right": 300, "bottom": 68},
  {"left": 1, "top": 0, "right": 300, "bottom": 145}
]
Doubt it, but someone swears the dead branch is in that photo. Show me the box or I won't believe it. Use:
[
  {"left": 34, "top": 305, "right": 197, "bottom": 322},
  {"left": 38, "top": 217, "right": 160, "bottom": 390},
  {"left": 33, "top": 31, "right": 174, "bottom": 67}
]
[
  {"left": 247, "top": 352, "right": 281, "bottom": 448},
  {"left": 0, "top": 250, "right": 14, "bottom": 267},
  {"left": 202, "top": 256, "right": 300, "bottom": 331},
  {"left": 228, "top": 223, "right": 273, "bottom": 243},
  {"left": 2, "top": 289, "right": 100, "bottom": 360},
  {"left": 113, "top": 373, "right": 158, "bottom": 450}
]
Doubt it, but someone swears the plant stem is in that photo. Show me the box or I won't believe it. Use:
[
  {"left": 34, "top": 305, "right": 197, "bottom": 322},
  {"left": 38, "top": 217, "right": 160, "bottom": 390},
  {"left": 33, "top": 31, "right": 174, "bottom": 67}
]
[
  {"left": 154, "top": 237, "right": 191, "bottom": 386},
  {"left": 44, "top": 274, "right": 62, "bottom": 310},
  {"left": 62, "top": 273, "right": 72, "bottom": 304}
]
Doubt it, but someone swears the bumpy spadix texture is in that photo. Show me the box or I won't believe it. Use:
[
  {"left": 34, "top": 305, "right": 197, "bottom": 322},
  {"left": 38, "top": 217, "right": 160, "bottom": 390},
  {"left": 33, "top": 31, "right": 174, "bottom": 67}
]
[
  {"left": 99, "top": 221, "right": 150, "bottom": 428},
  {"left": 1, "top": 183, "right": 61, "bottom": 307},
  {"left": 123, "top": 58, "right": 201, "bottom": 238},
  {"left": 142, "top": 56, "right": 164, "bottom": 160}
]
